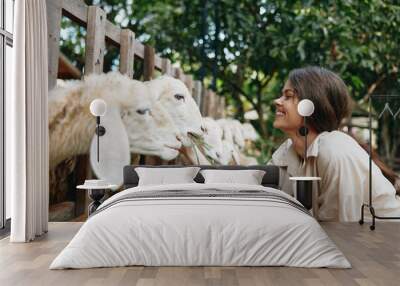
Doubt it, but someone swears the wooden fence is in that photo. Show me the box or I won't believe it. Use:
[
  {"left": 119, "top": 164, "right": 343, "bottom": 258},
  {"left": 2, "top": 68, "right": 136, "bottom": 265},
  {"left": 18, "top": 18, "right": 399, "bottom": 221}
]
[{"left": 46, "top": 0, "right": 225, "bottom": 118}]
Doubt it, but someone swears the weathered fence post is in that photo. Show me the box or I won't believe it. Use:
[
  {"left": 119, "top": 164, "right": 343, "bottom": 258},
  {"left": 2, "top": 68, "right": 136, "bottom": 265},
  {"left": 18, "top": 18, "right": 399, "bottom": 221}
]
[
  {"left": 184, "top": 75, "right": 193, "bottom": 93},
  {"left": 211, "top": 91, "right": 216, "bottom": 118},
  {"left": 173, "top": 67, "right": 184, "bottom": 81},
  {"left": 211, "top": 92, "right": 220, "bottom": 119},
  {"left": 85, "top": 6, "right": 106, "bottom": 74},
  {"left": 120, "top": 29, "right": 135, "bottom": 78},
  {"left": 193, "top": 81, "right": 202, "bottom": 107},
  {"left": 77, "top": 6, "right": 106, "bottom": 216},
  {"left": 173, "top": 67, "right": 179, "bottom": 79},
  {"left": 201, "top": 89, "right": 210, "bottom": 117},
  {"left": 143, "top": 45, "right": 155, "bottom": 80},
  {"left": 218, "top": 96, "right": 226, "bottom": 118},
  {"left": 214, "top": 95, "right": 221, "bottom": 119},
  {"left": 215, "top": 95, "right": 222, "bottom": 119},
  {"left": 209, "top": 91, "right": 217, "bottom": 118},
  {"left": 161, "top": 58, "right": 172, "bottom": 76},
  {"left": 143, "top": 45, "right": 161, "bottom": 164},
  {"left": 204, "top": 90, "right": 211, "bottom": 117},
  {"left": 47, "top": 0, "right": 63, "bottom": 89}
]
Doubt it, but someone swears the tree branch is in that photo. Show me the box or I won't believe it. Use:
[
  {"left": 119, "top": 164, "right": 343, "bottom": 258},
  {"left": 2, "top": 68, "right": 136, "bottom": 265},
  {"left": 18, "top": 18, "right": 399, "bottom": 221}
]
[{"left": 361, "top": 69, "right": 398, "bottom": 103}]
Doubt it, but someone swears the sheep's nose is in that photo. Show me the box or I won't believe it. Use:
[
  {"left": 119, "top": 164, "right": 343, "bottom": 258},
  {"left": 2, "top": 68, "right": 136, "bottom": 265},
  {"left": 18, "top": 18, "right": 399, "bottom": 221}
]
[
  {"left": 201, "top": 126, "right": 206, "bottom": 132},
  {"left": 216, "top": 152, "right": 221, "bottom": 158},
  {"left": 176, "top": 135, "right": 182, "bottom": 142}
]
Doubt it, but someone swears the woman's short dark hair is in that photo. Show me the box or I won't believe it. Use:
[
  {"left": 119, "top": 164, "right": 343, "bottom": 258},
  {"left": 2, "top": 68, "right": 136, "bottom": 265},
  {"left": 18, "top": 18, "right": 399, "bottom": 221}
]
[{"left": 288, "top": 66, "right": 352, "bottom": 133}]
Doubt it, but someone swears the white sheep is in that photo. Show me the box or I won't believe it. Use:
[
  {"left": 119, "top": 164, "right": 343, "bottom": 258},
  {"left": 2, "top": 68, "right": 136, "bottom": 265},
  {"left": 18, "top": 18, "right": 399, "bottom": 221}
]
[
  {"left": 146, "top": 75, "right": 204, "bottom": 147},
  {"left": 217, "top": 118, "right": 245, "bottom": 150},
  {"left": 202, "top": 117, "right": 242, "bottom": 165},
  {"left": 49, "top": 72, "right": 182, "bottom": 169},
  {"left": 145, "top": 75, "right": 213, "bottom": 165},
  {"left": 217, "top": 119, "right": 259, "bottom": 165},
  {"left": 202, "top": 117, "right": 224, "bottom": 163},
  {"left": 241, "top": 122, "right": 259, "bottom": 141}
]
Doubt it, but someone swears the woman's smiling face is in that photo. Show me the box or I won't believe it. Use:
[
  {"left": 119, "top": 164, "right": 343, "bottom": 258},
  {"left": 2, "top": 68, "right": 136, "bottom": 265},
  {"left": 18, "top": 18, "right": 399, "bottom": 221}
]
[{"left": 273, "top": 80, "right": 303, "bottom": 132}]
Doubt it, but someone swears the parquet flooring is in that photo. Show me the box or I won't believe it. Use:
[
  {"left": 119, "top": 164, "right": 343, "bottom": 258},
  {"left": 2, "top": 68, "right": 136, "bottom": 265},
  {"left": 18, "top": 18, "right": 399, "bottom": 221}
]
[{"left": 0, "top": 222, "right": 399, "bottom": 286}]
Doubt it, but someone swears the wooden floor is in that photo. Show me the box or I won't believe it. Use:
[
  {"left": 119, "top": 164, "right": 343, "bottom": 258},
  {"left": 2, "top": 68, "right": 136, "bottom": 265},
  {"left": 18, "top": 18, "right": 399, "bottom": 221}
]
[{"left": 0, "top": 222, "right": 399, "bottom": 286}]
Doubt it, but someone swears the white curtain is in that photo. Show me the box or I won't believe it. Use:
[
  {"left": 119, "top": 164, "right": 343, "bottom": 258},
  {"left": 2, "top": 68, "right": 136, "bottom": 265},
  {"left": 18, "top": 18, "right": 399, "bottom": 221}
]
[{"left": 8, "top": 0, "right": 49, "bottom": 242}]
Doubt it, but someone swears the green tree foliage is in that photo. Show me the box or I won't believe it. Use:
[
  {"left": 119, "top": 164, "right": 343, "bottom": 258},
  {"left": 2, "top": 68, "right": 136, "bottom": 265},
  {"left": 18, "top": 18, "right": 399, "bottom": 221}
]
[{"left": 61, "top": 0, "right": 400, "bottom": 164}]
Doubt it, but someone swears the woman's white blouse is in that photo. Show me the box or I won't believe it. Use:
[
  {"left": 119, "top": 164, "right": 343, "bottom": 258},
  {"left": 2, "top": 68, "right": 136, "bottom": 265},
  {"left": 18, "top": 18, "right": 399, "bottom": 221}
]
[{"left": 269, "top": 131, "right": 400, "bottom": 222}]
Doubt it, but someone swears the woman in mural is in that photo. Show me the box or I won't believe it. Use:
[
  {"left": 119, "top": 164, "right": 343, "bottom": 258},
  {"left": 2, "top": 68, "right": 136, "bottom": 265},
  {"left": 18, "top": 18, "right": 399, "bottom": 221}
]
[{"left": 269, "top": 66, "right": 400, "bottom": 222}]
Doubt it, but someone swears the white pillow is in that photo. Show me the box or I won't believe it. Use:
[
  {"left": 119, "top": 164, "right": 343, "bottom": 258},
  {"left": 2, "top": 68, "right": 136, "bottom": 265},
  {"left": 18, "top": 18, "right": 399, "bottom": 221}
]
[
  {"left": 200, "top": 169, "right": 266, "bottom": 185},
  {"left": 136, "top": 167, "right": 200, "bottom": 186}
]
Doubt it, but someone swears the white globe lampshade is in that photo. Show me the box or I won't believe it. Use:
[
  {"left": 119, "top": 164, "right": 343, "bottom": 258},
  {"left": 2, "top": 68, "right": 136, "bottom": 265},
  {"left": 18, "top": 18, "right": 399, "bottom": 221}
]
[
  {"left": 90, "top": 99, "right": 107, "bottom": 117},
  {"left": 297, "top": 99, "right": 315, "bottom": 117}
]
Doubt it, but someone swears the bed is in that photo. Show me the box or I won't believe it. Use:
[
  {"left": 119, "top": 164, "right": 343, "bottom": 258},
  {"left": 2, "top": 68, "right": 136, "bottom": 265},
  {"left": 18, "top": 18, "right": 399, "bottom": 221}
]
[{"left": 50, "top": 165, "right": 350, "bottom": 269}]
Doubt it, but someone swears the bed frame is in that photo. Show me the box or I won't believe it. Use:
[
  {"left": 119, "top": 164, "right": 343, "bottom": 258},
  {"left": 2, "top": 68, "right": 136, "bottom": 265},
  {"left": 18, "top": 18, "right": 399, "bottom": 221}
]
[{"left": 123, "top": 165, "right": 280, "bottom": 190}]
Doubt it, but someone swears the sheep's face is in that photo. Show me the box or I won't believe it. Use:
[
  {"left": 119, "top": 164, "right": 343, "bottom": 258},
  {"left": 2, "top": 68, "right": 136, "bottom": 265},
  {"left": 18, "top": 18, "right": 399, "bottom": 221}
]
[
  {"left": 121, "top": 85, "right": 182, "bottom": 161},
  {"left": 218, "top": 119, "right": 245, "bottom": 150},
  {"left": 218, "top": 119, "right": 233, "bottom": 143},
  {"left": 147, "top": 76, "right": 204, "bottom": 147},
  {"left": 242, "top": 123, "right": 258, "bottom": 141},
  {"left": 231, "top": 120, "right": 246, "bottom": 149},
  {"left": 202, "top": 118, "right": 224, "bottom": 162},
  {"left": 219, "top": 140, "right": 240, "bottom": 165}
]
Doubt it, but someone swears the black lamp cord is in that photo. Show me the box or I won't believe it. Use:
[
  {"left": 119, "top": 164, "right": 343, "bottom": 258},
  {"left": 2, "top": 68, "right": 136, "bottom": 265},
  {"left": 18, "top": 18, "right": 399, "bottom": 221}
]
[
  {"left": 96, "top": 116, "right": 100, "bottom": 162},
  {"left": 304, "top": 116, "right": 307, "bottom": 164}
]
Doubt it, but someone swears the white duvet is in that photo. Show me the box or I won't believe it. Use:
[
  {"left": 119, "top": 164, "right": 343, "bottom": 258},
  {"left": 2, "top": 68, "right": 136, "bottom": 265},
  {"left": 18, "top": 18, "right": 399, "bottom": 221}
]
[{"left": 50, "top": 183, "right": 350, "bottom": 269}]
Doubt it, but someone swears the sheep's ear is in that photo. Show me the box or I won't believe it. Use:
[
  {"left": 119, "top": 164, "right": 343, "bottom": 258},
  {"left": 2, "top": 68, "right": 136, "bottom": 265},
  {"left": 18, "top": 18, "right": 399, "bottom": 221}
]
[{"left": 154, "top": 77, "right": 171, "bottom": 97}]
